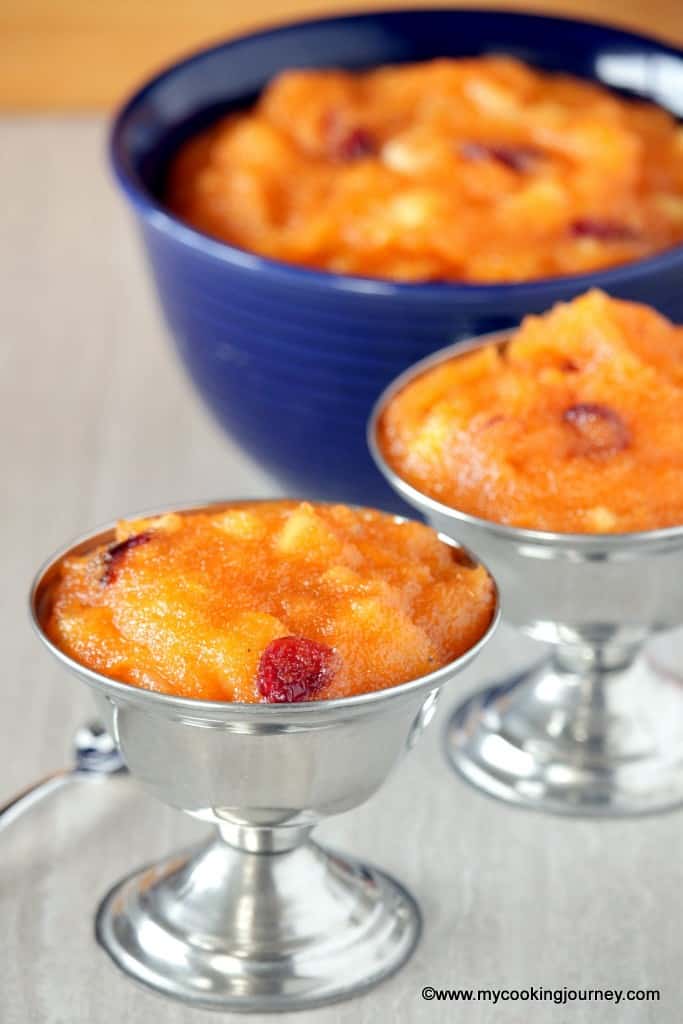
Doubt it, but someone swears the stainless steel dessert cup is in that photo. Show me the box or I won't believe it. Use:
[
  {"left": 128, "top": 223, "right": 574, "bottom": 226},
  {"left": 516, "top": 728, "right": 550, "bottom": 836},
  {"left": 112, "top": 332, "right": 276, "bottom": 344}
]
[
  {"left": 370, "top": 337, "right": 683, "bottom": 818},
  {"left": 29, "top": 501, "right": 499, "bottom": 1012}
]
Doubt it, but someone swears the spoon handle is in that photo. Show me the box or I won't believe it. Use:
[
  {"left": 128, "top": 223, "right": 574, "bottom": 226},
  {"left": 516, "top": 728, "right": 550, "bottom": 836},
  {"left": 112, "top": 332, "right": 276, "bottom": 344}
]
[{"left": 0, "top": 770, "right": 75, "bottom": 832}]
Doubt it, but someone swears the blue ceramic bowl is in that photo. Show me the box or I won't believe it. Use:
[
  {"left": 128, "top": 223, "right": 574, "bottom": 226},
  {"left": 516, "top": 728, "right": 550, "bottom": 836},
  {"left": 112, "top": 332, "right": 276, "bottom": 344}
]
[{"left": 111, "top": 9, "right": 683, "bottom": 510}]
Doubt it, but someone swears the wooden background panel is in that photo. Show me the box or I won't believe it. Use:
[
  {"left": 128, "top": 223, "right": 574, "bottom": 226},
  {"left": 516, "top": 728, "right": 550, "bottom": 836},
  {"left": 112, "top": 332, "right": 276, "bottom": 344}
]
[{"left": 1, "top": 0, "right": 682, "bottom": 110}]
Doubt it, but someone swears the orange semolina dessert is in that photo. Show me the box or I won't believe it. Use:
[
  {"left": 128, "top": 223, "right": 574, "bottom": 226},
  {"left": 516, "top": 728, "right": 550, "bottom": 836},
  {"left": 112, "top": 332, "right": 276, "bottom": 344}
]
[
  {"left": 45, "top": 502, "right": 495, "bottom": 702},
  {"left": 379, "top": 291, "right": 683, "bottom": 534},
  {"left": 166, "top": 57, "right": 683, "bottom": 283}
]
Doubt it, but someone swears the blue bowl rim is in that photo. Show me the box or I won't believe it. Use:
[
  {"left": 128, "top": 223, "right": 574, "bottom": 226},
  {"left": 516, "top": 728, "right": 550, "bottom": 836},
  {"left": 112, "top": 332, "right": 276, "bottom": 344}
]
[{"left": 110, "top": 6, "right": 683, "bottom": 299}]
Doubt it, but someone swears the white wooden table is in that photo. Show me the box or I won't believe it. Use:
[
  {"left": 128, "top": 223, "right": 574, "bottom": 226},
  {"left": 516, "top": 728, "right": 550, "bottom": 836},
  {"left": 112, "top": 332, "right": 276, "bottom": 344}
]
[{"left": 2, "top": 117, "right": 681, "bottom": 1024}]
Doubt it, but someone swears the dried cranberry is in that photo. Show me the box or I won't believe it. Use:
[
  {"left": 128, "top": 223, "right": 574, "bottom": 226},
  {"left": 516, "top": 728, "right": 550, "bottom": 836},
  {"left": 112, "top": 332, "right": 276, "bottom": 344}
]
[
  {"left": 563, "top": 403, "right": 630, "bottom": 457},
  {"left": 450, "top": 546, "right": 477, "bottom": 570},
  {"left": 459, "top": 141, "right": 540, "bottom": 172},
  {"left": 335, "top": 126, "right": 376, "bottom": 161},
  {"left": 569, "top": 219, "right": 639, "bottom": 242},
  {"left": 101, "top": 531, "right": 153, "bottom": 585},
  {"left": 257, "top": 636, "right": 338, "bottom": 703},
  {"left": 477, "top": 413, "right": 507, "bottom": 431},
  {"left": 323, "top": 110, "right": 376, "bottom": 161}
]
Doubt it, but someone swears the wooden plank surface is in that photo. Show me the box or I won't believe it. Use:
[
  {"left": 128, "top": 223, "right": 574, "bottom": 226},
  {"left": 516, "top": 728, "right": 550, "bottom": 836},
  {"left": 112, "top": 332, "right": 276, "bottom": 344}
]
[
  {"left": 2, "top": 114, "right": 683, "bottom": 1024},
  {"left": 1, "top": 0, "right": 682, "bottom": 110}
]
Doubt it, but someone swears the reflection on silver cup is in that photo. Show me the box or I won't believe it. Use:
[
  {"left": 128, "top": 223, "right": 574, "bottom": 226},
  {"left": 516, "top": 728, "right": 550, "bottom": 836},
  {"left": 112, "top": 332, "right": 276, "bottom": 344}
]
[
  {"left": 29, "top": 501, "right": 499, "bottom": 1012},
  {"left": 370, "top": 336, "right": 683, "bottom": 818}
]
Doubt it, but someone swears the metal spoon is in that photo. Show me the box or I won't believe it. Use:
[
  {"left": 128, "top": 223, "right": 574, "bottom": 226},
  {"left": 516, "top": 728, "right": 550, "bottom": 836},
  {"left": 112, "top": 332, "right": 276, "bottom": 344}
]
[{"left": 0, "top": 721, "right": 126, "bottom": 832}]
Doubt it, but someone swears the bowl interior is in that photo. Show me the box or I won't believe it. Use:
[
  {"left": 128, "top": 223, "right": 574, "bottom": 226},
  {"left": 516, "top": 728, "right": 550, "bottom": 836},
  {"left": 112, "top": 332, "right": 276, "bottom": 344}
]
[{"left": 112, "top": 9, "right": 683, "bottom": 211}]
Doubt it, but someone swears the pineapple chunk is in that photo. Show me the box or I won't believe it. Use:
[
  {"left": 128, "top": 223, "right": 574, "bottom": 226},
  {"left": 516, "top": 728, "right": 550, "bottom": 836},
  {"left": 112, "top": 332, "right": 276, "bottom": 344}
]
[
  {"left": 275, "top": 503, "right": 342, "bottom": 559},
  {"left": 116, "top": 513, "right": 183, "bottom": 540},
  {"left": 212, "top": 509, "right": 267, "bottom": 540},
  {"left": 585, "top": 506, "right": 617, "bottom": 532}
]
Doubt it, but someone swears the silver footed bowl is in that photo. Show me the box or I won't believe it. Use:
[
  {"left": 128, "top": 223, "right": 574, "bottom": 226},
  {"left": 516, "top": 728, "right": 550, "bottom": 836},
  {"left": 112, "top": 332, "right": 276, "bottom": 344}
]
[
  {"left": 30, "top": 500, "right": 499, "bottom": 1013},
  {"left": 369, "top": 335, "right": 683, "bottom": 819}
]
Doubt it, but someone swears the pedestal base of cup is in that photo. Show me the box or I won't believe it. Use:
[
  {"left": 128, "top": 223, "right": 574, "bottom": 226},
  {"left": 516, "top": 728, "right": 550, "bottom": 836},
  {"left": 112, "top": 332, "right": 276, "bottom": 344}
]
[
  {"left": 95, "top": 832, "right": 421, "bottom": 1012},
  {"left": 445, "top": 653, "right": 683, "bottom": 817}
]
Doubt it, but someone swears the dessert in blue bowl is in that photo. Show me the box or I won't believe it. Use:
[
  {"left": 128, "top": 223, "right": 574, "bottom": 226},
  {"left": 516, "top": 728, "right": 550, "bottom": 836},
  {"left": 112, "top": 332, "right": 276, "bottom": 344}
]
[{"left": 111, "top": 9, "right": 683, "bottom": 509}]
